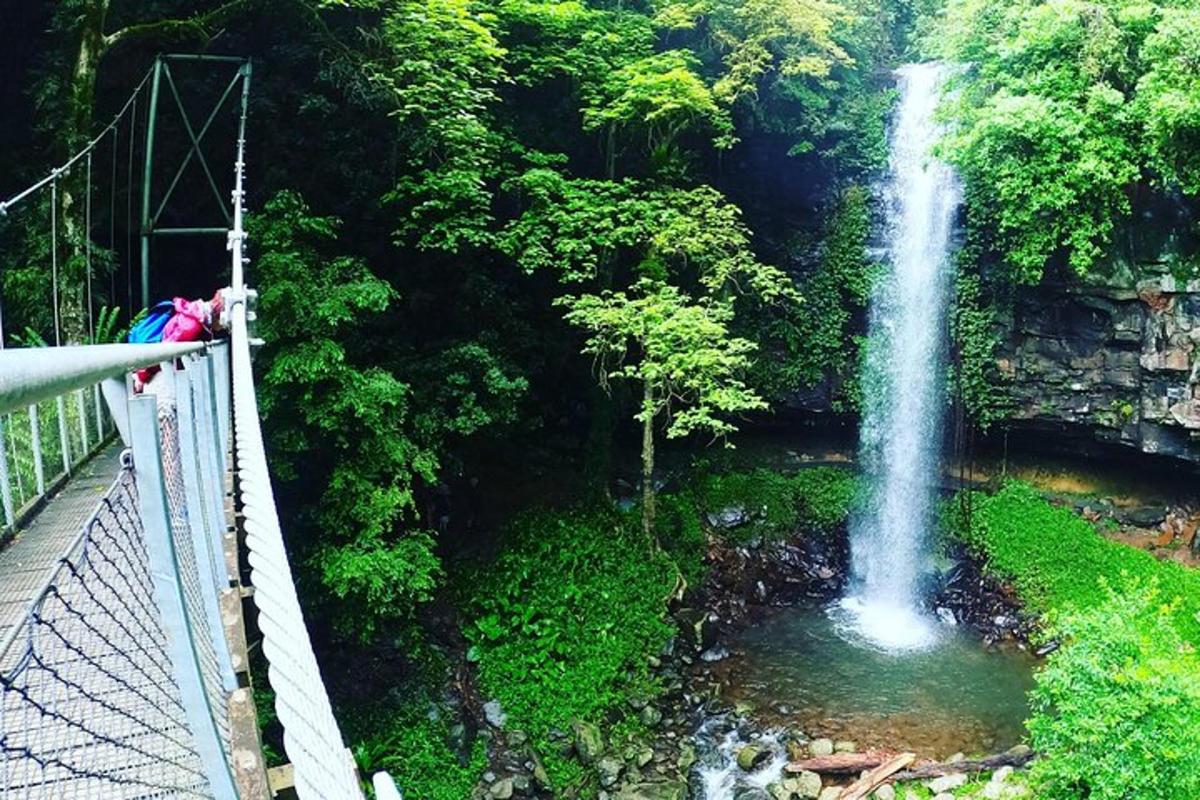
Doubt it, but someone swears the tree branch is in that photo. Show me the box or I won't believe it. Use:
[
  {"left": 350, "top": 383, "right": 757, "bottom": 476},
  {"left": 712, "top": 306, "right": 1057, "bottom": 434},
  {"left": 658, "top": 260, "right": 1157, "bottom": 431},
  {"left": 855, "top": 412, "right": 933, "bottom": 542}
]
[{"left": 103, "top": 0, "right": 260, "bottom": 50}]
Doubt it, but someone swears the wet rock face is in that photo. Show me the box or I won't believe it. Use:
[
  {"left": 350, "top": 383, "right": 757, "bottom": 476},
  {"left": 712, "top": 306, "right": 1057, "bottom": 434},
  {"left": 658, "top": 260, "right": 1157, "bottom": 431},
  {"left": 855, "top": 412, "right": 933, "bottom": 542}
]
[
  {"left": 997, "top": 275, "right": 1200, "bottom": 463},
  {"left": 930, "top": 546, "right": 1033, "bottom": 645}
]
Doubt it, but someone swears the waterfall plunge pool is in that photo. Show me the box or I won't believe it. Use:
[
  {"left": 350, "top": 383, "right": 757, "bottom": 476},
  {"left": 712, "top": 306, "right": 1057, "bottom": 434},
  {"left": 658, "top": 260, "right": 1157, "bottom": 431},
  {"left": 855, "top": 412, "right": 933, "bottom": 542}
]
[{"left": 705, "top": 604, "right": 1037, "bottom": 759}]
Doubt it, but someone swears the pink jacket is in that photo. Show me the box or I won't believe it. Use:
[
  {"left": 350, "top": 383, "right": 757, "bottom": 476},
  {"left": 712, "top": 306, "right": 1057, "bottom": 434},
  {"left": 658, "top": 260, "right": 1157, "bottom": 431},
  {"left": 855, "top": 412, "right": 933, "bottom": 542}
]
[{"left": 135, "top": 298, "right": 215, "bottom": 385}]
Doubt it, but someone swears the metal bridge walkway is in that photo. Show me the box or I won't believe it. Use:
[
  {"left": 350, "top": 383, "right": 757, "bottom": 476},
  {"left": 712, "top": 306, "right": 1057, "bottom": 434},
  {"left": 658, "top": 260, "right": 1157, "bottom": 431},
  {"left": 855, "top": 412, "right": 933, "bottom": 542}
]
[
  {"left": 0, "top": 444, "right": 122, "bottom": 644},
  {"left": 0, "top": 53, "right": 399, "bottom": 800}
]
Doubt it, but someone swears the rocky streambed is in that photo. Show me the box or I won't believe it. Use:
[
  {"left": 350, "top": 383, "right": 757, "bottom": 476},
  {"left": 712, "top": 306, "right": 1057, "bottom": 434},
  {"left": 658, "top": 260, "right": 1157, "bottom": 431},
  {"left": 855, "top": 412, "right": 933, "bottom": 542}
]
[{"left": 468, "top": 505, "right": 1043, "bottom": 800}]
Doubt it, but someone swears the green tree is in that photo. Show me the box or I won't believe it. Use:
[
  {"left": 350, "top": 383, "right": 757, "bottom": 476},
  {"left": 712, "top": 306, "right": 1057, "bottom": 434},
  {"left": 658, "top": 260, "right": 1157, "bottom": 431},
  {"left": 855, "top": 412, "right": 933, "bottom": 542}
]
[
  {"left": 253, "top": 190, "right": 442, "bottom": 636},
  {"left": 559, "top": 280, "right": 765, "bottom": 543}
]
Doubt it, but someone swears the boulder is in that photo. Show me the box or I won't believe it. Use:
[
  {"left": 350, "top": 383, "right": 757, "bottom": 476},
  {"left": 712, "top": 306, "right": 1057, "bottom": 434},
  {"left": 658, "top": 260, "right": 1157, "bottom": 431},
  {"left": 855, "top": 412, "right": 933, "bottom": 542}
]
[
  {"left": 708, "top": 506, "right": 751, "bottom": 528},
  {"left": 789, "top": 771, "right": 823, "bottom": 799},
  {"left": 572, "top": 720, "right": 604, "bottom": 764},
  {"left": 734, "top": 789, "right": 771, "bottom": 800},
  {"left": 928, "top": 773, "right": 967, "bottom": 793},
  {"left": 809, "top": 739, "right": 834, "bottom": 757},
  {"left": 737, "top": 744, "right": 772, "bottom": 771},
  {"left": 483, "top": 699, "right": 507, "bottom": 728},
  {"left": 597, "top": 756, "right": 624, "bottom": 788},
  {"left": 673, "top": 608, "right": 718, "bottom": 652}
]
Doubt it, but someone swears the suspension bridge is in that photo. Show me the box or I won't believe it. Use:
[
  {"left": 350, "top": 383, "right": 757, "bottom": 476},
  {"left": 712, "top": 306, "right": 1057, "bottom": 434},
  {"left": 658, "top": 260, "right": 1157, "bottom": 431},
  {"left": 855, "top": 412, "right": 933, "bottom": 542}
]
[{"left": 0, "top": 57, "right": 399, "bottom": 799}]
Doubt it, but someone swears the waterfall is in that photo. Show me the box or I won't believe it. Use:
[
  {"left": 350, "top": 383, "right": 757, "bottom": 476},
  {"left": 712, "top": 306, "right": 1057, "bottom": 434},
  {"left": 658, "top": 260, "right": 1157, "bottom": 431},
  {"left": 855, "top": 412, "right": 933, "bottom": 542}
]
[{"left": 840, "top": 63, "right": 961, "bottom": 651}]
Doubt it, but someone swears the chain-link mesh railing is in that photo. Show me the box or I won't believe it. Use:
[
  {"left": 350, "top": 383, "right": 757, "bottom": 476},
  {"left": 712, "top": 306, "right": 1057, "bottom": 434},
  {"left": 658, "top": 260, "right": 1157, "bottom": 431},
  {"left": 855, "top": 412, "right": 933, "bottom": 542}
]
[
  {"left": 0, "top": 385, "right": 115, "bottom": 533},
  {"left": 158, "top": 408, "right": 234, "bottom": 759},
  {"left": 0, "top": 462, "right": 212, "bottom": 799},
  {"left": 0, "top": 52, "right": 372, "bottom": 800}
]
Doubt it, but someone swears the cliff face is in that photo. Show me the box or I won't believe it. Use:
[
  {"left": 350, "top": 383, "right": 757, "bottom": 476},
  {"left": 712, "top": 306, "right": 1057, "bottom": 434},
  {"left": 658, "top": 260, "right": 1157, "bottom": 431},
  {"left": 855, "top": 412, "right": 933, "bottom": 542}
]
[{"left": 995, "top": 199, "right": 1200, "bottom": 462}]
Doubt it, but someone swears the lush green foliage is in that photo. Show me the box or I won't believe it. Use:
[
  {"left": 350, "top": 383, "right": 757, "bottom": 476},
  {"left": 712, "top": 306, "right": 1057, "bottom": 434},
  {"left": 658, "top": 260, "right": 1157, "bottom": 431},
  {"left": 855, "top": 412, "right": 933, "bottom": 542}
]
[
  {"left": 349, "top": 700, "right": 488, "bottom": 800},
  {"left": 1026, "top": 581, "right": 1200, "bottom": 800},
  {"left": 956, "top": 481, "right": 1200, "bottom": 640},
  {"left": 948, "top": 270, "right": 1009, "bottom": 430},
  {"left": 953, "top": 483, "right": 1200, "bottom": 797},
  {"left": 462, "top": 506, "right": 679, "bottom": 790},
  {"left": 253, "top": 191, "right": 442, "bottom": 635},
  {"left": 560, "top": 281, "right": 767, "bottom": 440},
  {"left": 752, "top": 186, "right": 876, "bottom": 403},
  {"left": 938, "top": 0, "right": 1200, "bottom": 282},
  {"left": 696, "top": 465, "right": 858, "bottom": 540}
]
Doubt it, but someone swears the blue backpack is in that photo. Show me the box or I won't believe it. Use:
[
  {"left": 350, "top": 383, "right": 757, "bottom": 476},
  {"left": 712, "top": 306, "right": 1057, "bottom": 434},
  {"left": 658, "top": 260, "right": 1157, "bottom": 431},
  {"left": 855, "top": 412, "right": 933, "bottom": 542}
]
[{"left": 128, "top": 300, "right": 175, "bottom": 344}]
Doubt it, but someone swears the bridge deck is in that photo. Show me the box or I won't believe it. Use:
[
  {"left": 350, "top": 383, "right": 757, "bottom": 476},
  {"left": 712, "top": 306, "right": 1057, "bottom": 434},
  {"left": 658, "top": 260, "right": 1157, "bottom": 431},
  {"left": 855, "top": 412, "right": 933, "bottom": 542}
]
[{"left": 0, "top": 443, "right": 123, "bottom": 644}]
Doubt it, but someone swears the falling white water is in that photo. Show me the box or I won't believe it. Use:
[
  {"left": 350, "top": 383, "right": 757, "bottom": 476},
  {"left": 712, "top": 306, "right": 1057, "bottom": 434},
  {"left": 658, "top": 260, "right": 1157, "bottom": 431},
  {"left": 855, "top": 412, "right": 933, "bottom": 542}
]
[{"left": 843, "top": 63, "right": 961, "bottom": 651}]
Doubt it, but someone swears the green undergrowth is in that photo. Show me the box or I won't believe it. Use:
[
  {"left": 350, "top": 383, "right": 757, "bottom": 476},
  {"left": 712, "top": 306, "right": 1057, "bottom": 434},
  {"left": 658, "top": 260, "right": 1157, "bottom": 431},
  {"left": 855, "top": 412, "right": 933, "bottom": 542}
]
[
  {"left": 952, "top": 480, "right": 1200, "bottom": 799},
  {"left": 695, "top": 466, "right": 859, "bottom": 542},
  {"left": 955, "top": 480, "right": 1200, "bottom": 641},
  {"left": 460, "top": 505, "right": 681, "bottom": 792},
  {"left": 348, "top": 699, "right": 487, "bottom": 800},
  {"left": 455, "top": 467, "right": 855, "bottom": 794}
]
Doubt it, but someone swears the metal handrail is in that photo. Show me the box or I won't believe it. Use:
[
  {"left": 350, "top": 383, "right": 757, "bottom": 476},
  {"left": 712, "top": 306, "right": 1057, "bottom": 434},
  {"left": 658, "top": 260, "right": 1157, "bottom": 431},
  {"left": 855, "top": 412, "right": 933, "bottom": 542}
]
[{"left": 0, "top": 341, "right": 204, "bottom": 415}]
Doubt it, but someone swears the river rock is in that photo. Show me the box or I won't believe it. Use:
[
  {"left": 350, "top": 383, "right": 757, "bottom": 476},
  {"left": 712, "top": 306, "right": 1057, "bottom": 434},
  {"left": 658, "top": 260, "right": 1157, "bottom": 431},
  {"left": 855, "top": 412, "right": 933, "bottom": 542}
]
[
  {"left": 674, "top": 608, "right": 718, "bottom": 652},
  {"left": 640, "top": 706, "right": 663, "bottom": 727},
  {"left": 932, "top": 794, "right": 954, "bottom": 800},
  {"left": 677, "top": 744, "right": 696, "bottom": 772},
  {"left": 808, "top": 739, "right": 834, "bottom": 757},
  {"left": 734, "top": 789, "right": 771, "bottom": 800},
  {"left": 788, "top": 771, "right": 823, "bottom": 799},
  {"left": 872, "top": 785, "right": 895, "bottom": 800},
  {"left": 598, "top": 756, "right": 624, "bottom": 787},
  {"left": 572, "top": 720, "right": 604, "bottom": 764},
  {"left": 992, "top": 765, "right": 1014, "bottom": 783},
  {"left": 489, "top": 778, "right": 514, "bottom": 799},
  {"left": 708, "top": 506, "right": 750, "bottom": 529},
  {"left": 615, "top": 781, "right": 687, "bottom": 800},
  {"left": 833, "top": 740, "right": 856, "bottom": 754},
  {"left": 483, "top": 699, "right": 507, "bottom": 728},
  {"left": 928, "top": 773, "right": 967, "bottom": 793},
  {"left": 817, "top": 788, "right": 841, "bottom": 800},
  {"left": 736, "top": 744, "right": 772, "bottom": 771}
]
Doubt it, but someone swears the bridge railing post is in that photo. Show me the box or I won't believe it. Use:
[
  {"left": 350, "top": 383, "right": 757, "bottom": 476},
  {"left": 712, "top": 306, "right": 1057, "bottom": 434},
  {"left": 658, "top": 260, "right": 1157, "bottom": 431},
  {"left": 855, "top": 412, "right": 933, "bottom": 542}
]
[
  {"left": 29, "top": 404, "right": 45, "bottom": 495},
  {"left": 0, "top": 415, "right": 13, "bottom": 528},
  {"left": 175, "top": 358, "right": 241, "bottom": 693},
  {"left": 129, "top": 390, "right": 239, "bottom": 800},
  {"left": 191, "top": 352, "right": 235, "bottom": 588},
  {"left": 55, "top": 395, "right": 71, "bottom": 474}
]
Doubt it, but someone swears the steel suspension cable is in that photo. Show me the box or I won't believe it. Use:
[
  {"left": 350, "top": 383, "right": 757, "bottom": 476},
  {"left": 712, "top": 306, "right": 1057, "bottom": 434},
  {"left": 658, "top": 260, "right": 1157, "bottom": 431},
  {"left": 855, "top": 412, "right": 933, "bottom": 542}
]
[
  {"left": 110, "top": 117, "right": 118, "bottom": 305},
  {"left": 0, "top": 64, "right": 154, "bottom": 216},
  {"left": 86, "top": 151, "right": 94, "bottom": 344},
  {"left": 51, "top": 176, "right": 60, "bottom": 347},
  {"left": 127, "top": 96, "right": 136, "bottom": 316}
]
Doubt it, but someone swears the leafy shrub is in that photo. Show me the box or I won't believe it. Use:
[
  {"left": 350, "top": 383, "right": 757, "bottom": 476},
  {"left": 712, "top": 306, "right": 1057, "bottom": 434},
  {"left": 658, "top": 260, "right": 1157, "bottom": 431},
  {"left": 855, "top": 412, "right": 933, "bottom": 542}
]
[
  {"left": 1027, "top": 581, "right": 1200, "bottom": 799},
  {"left": 463, "top": 506, "right": 679, "bottom": 790},
  {"left": 654, "top": 492, "right": 707, "bottom": 586}
]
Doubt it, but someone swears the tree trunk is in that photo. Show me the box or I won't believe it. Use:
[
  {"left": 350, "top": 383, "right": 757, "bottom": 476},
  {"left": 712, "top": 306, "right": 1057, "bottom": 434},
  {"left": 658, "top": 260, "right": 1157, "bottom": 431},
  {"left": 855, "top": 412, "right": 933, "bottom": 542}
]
[
  {"left": 55, "top": 0, "right": 111, "bottom": 344},
  {"left": 641, "top": 380, "right": 656, "bottom": 551}
]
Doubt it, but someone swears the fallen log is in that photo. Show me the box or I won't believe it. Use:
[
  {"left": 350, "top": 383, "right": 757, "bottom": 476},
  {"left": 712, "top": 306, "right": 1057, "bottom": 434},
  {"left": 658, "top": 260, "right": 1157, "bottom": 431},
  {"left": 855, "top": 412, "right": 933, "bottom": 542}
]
[
  {"left": 886, "top": 749, "right": 1037, "bottom": 782},
  {"left": 786, "top": 752, "right": 896, "bottom": 775},
  {"left": 838, "top": 753, "right": 916, "bottom": 800},
  {"left": 787, "top": 748, "right": 1036, "bottom": 780}
]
